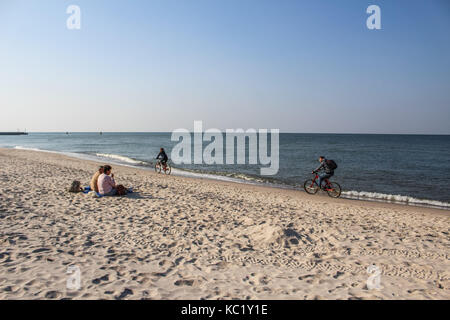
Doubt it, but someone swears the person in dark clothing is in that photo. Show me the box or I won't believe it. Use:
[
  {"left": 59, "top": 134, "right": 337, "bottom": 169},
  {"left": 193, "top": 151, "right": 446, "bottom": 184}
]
[
  {"left": 156, "top": 148, "right": 168, "bottom": 169},
  {"left": 313, "top": 156, "right": 334, "bottom": 189}
]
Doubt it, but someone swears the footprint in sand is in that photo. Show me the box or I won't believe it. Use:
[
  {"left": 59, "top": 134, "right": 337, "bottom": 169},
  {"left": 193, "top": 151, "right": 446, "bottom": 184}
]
[
  {"left": 115, "top": 288, "right": 133, "bottom": 300},
  {"left": 174, "top": 279, "right": 195, "bottom": 286},
  {"left": 92, "top": 274, "right": 109, "bottom": 285},
  {"left": 45, "top": 291, "right": 62, "bottom": 299}
]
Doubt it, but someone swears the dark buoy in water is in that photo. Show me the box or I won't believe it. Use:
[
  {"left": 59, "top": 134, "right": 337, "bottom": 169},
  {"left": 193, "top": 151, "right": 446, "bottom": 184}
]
[
  {"left": 99, "top": 131, "right": 103, "bottom": 135},
  {"left": 66, "top": 132, "right": 69, "bottom": 135}
]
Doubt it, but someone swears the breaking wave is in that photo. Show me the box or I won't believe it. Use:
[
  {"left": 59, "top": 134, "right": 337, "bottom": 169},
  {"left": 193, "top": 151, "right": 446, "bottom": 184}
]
[
  {"left": 342, "top": 190, "right": 450, "bottom": 209},
  {"left": 94, "top": 153, "right": 148, "bottom": 166}
]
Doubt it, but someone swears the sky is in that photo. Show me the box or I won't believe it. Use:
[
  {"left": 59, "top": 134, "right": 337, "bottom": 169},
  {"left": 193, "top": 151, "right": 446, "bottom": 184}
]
[{"left": 0, "top": 0, "right": 449, "bottom": 134}]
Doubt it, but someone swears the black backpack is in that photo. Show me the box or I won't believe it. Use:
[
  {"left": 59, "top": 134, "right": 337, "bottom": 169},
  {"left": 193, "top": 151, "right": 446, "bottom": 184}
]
[
  {"left": 68, "top": 180, "right": 82, "bottom": 193},
  {"left": 326, "top": 159, "right": 338, "bottom": 170}
]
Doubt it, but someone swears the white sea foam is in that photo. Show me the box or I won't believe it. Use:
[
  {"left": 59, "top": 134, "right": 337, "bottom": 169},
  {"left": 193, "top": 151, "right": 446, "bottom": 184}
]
[
  {"left": 342, "top": 190, "right": 450, "bottom": 209},
  {"left": 95, "top": 153, "right": 147, "bottom": 165},
  {"left": 14, "top": 145, "right": 86, "bottom": 159},
  {"left": 14, "top": 146, "right": 46, "bottom": 152},
  {"left": 171, "top": 168, "right": 257, "bottom": 184},
  {"left": 12, "top": 147, "right": 147, "bottom": 168}
]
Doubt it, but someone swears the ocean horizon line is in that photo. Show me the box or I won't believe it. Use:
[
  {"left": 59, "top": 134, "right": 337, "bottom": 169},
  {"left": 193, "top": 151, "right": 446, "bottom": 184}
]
[{"left": 11, "top": 131, "right": 450, "bottom": 136}]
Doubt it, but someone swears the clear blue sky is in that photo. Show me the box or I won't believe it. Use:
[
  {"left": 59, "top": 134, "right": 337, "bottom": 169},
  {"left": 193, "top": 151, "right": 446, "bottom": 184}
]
[{"left": 1, "top": 0, "right": 449, "bottom": 133}]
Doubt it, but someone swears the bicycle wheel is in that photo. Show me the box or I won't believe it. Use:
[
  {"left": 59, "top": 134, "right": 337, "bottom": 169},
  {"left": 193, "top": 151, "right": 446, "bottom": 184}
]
[
  {"left": 326, "top": 182, "right": 341, "bottom": 198},
  {"left": 304, "top": 179, "right": 319, "bottom": 194},
  {"left": 164, "top": 164, "right": 171, "bottom": 175},
  {"left": 155, "top": 162, "right": 161, "bottom": 173}
]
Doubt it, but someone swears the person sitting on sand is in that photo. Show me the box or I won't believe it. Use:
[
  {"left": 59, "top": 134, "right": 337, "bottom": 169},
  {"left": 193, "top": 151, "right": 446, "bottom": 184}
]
[
  {"left": 90, "top": 165, "right": 104, "bottom": 193},
  {"left": 98, "top": 165, "right": 117, "bottom": 196}
]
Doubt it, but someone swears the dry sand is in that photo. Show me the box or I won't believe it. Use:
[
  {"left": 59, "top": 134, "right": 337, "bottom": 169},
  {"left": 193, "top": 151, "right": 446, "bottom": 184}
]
[{"left": 0, "top": 148, "right": 448, "bottom": 300}]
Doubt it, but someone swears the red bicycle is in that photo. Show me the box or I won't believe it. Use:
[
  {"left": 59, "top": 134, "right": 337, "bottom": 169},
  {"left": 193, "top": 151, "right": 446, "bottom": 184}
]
[
  {"left": 303, "top": 172, "right": 341, "bottom": 198},
  {"left": 155, "top": 159, "right": 172, "bottom": 175}
]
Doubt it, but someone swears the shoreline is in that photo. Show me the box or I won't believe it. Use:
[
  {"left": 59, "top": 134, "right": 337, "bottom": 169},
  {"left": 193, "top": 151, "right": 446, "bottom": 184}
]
[
  {"left": 0, "top": 147, "right": 449, "bottom": 299},
  {"left": 5, "top": 146, "right": 450, "bottom": 212}
]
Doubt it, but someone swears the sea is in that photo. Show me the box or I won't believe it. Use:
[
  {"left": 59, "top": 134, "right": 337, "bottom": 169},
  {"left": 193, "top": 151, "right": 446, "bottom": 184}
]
[{"left": 1, "top": 132, "right": 449, "bottom": 210}]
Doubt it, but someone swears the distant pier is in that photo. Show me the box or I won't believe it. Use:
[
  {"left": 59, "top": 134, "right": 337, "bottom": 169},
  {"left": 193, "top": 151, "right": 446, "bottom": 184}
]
[{"left": 0, "top": 132, "right": 28, "bottom": 135}]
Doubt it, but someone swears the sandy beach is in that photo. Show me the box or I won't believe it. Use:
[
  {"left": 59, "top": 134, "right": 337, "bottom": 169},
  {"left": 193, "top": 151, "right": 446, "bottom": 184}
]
[{"left": 0, "top": 147, "right": 448, "bottom": 300}]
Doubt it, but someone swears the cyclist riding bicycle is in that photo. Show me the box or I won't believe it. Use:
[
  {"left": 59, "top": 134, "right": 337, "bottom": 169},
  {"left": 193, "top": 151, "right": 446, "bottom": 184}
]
[
  {"left": 156, "top": 148, "right": 169, "bottom": 169},
  {"left": 312, "top": 156, "right": 336, "bottom": 189}
]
